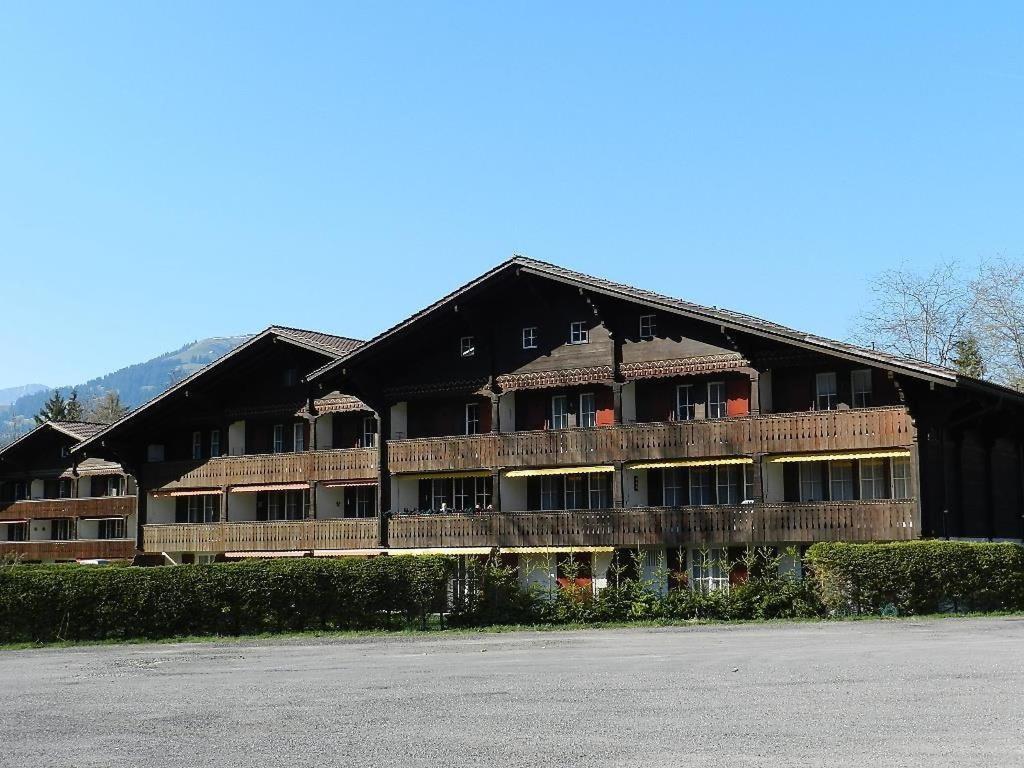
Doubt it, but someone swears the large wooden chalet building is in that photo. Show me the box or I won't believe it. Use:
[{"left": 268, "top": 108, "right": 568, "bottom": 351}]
[{"left": 23, "top": 256, "right": 1020, "bottom": 585}]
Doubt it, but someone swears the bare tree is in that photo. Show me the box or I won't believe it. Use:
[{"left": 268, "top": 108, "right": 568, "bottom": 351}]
[
  {"left": 971, "top": 257, "right": 1024, "bottom": 390},
  {"left": 851, "top": 259, "right": 975, "bottom": 367}
]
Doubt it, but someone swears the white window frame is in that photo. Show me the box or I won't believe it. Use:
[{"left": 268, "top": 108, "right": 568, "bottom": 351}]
[
  {"left": 209, "top": 429, "right": 221, "bottom": 458},
  {"left": 860, "top": 458, "right": 886, "bottom": 500},
  {"left": 460, "top": 336, "right": 475, "bottom": 358},
  {"left": 587, "top": 473, "right": 608, "bottom": 509},
  {"left": 431, "top": 479, "right": 449, "bottom": 511},
  {"left": 799, "top": 463, "right": 824, "bottom": 502},
  {"left": 51, "top": 517, "right": 74, "bottom": 541},
  {"left": 98, "top": 518, "right": 126, "bottom": 540},
  {"left": 829, "top": 460, "right": 855, "bottom": 501},
  {"left": 464, "top": 403, "right": 480, "bottom": 435},
  {"left": 891, "top": 456, "right": 911, "bottom": 500},
  {"left": 664, "top": 468, "right": 685, "bottom": 507},
  {"left": 691, "top": 548, "right": 729, "bottom": 592},
  {"left": 716, "top": 464, "right": 743, "bottom": 505},
  {"left": 272, "top": 424, "right": 285, "bottom": 454},
  {"left": 851, "top": 369, "right": 873, "bottom": 409},
  {"left": 522, "top": 326, "right": 538, "bottom": 350},
  {"left": 192, "top": 431, "right": 202, "bottom": 460},
  {"left": 564, "top": 474, "right": 584, "bottom": 510},
  {"left": 569, "top": 321, "right": 589, "bottom": 345},
  {"left": 453, "top": 478, "right": 471, "bottom": 510},
  {"left": 354, "top": 486, "right": 374, "bottom": 518},
  {"left": 675, "top": 384, "right": 694, "bottom": 421},
  {"left": 292, "top": 423, "right": 305, "bottom": 453},
  {"left": 579, "top": 392, "right": 597, "bottom": 428},
  {"left": 639, "top": 314, "right": 656, "bottom": 340},
  {"left": 473, "top": 476, "right": 492, "bottom": 509},
  {"left": 707, "top": 381, "right": 727, "bottom": 419},
  {"left": 816, "top": 372, "right": 838, "bottom": 411},
  {"left": 551, "top": 395, "right": 569, "bottom": 430},
  {"left": 362, "top": 416, "right": 377, "bottom": 448}
]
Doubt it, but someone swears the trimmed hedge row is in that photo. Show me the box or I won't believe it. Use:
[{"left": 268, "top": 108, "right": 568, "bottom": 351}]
[
  {"left": 806, "top": 541, "right": 1024, "bottom": 616},
  {"left": 0, "top": 556, "right": 454, "bottom": 643}
]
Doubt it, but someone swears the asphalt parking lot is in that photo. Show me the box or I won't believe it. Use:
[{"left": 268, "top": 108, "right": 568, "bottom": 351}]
[{"left": 2, "top": 617, "right": 1022, "bottom": 767}]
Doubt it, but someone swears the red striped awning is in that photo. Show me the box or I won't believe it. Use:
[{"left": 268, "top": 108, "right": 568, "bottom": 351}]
[
  {"left": 151, "top": 488, "right": 221, "bottom": 498},
  {"left": 320, "top": 479, "right": 378, "bottom": 488},
  {"left": 231, "top": 483, "right": 308, "bottom": 494}
]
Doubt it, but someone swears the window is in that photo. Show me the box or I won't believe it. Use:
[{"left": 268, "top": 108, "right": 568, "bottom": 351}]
[
  {"left": 851, "top": 369, "right": 873, "bottom": 408},
  {"left": 579, "top": 393, "right": 596, "bottom": 428},
  {"left": 691, "top": 548, "right": 729, "bottom": 592},
  {"left": 664, "top": 468, "right": 685, "bottom": 506},
  {"left": 716, "top": 465, "right": 743, "bottom": 505},
  {"left": 707, "top": 382, "right": 726, "bottom": 419},
  {"left": 210, "top": 429, "right": 221, "bottom": 458},
  {"left": 588, "top": 473, "right": 609, "bottom": 509},
  {"left": 293, "top": 423, "right": 305, "bottom": 453},
  {"left": 522, "top": 326, "right": 538, "bottom": 349},
  {"left": 186, "top": 495, "right": 218, "bottom": 523},
  {"left": 551, "top": 395, "right": 569, "bottom": 430},
  {"left": 474, "top": 476, "right": 492, "bottom": 509},
  {"left": 362, "top": 416, "right": 377, "bottom": 448},
  {"left": 569, "top": 321, "right": 589, "bottom": 345},
  {"left": 540, "top": 476, "right": 561, "bottom": 510},
  {"left": 106, "top": 477, "right": 123, "bottom": 497},
  {"left": 51, "top": 518, "right": 74, "bottom": 541},
  {"left": 58, "top": 479, "right": 72, "bottom": 499},
  {"left": 192, "top": 431, "right": 202, "bottom": 460},
  {"left": 460, "top": 336, "right": 475, "bottom": 358},
  {"left": 564, "top": 474, "right": 584, "bottom": 509},
  {"left": 816, "top": 372, "right": 838, "bottom": 411},
  {"left": 60, "top": 445, "right": 70, "bottom": 458},
  {"left": 860, "top": 458, "right": 886, "bottom": 500},
  {"left": 453, "top": 478, "right": 471, "bottom": 510},
  {"left": 799, "top": 463, "right": 824, "bottom": 502},
  {"left": 272, "top": 424, "right": 284, "bottom": 453},
  {"left": 639, "top": 314, "right": 656, "bottom": 340},
  {"left": 283, "top": 368, "right": 298, "bottom": 387},
  {"left": 689, "top": 468, "right": 713, "bottom": 506},
  {"left": 891, "top": 457, "right": 911, "bottom": 500},
  {"left": 98, "top": 518, "right": 126, "bottom": 539},
  {"left": 283, "top": 490, "right": 306, "bottom": 520},
  {"left": 353, "top": 486, "right": 375, "bottom": 518},
  {"left": 675, "top": 385, "right": 694, "bottom": 421},
  {"left": 465, "top": 403, "right": 480, "bottom": 435},
  {"left": 829, "top": 461, "right": 854, "bottom": 501},
  {"left": 4, "top": 522, "right": 27, "bottom": 542},
  {"left": 430, "top": 479, "right": 450, "bottom": 511}
]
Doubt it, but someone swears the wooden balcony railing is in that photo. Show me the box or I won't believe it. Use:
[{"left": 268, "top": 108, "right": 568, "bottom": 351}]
[
  {"left": 141, "top": 518, "right": 380, "bottom": 554},
  {"left": 0, "top": 496, "right": 136, "bottom": 522},
  {"left": 387, "top": 407, "right": 914, "bottom": 474},
  {"left": 0, "top": 539, "right": 136, "bottom": 561},
  {"left": 386, "top": 500, "right": 918, "bottom": 549},
  {"left": 144, "top": 447, "right": 378, "bottom": 491}
]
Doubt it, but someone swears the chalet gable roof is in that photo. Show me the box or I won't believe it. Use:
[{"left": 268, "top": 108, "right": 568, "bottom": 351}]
[
  {"left": 0, "top": 420, "right": 108, "bottom": 463},
  {"left": 307, "top": 255, "right": 963, "bottom": 388},
  {"left": 73, "top": 326, "right": 363, "bottom": 455}
]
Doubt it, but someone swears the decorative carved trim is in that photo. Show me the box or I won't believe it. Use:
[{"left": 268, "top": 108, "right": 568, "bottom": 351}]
[
  {"left": 313, "top": 394, "right": 373, "bottom": 415},
  {"left": 620, "top": 354, "right": 749, "bottom": 381},
  {"left": 382, "top": 378, "right": 490, "bottom": 399},
  {"left": 496, "top": 366, "right": 614, "bottom": 391}
]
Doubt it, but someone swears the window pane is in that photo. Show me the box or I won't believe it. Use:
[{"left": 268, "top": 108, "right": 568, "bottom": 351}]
[
  {"left": 707, "top": 382, "right": 726, "bottom": 419},
  {"left": 676, "top": 385, "right": 694, "bottom": 421},
  {"left": 579, "top": 393, "right": 596, "bottom": 428},
  {"left": 891, "top": 457, "right": 911, "bottom": 499},
  {"left": 799, "top": 463, "right": 824, "bottom": 502},
  {"left": 588, "top": 473, "right": 609, "bottom": 509},
  {"left": 816, "top": 373, "right": 837, "bottom": 411},
  {"left": 664, "top": 468, "right": 684, "bottom": 506},
  {"left": 829, "top": 461, "right": 854, "bottom": 501},
  {"left": 689, "top": 468, "right": 712, "bottom": 505},
  {"left": 852, "top": 369, "right": 873, "bottom": 408},
  {"left": 564, "top": 474, "right": 583, "bottom": 509},
  {"left": 522, "top": 327, "right": 537, "bottom": 349},
  {"left": 860, "top": 458, "right": 885, "bottom": 500},
  {"left": 551, "top": 396, "right": 569, "bottom": 429}
]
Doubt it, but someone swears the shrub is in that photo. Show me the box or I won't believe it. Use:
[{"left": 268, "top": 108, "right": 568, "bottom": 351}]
[
  {"left": 0, "top": 555, "right": 455, "bottom": 644},
  {"left": 805, "top": 541, "right": 1024, "bottom": 616}
]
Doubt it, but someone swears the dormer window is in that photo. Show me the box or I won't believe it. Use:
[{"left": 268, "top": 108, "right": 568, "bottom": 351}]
[
  {"left": 639, "top": 314, "right": 656, "bottom": 340},
  {"left": 522, "top": 327, "right": 538, "bottom": 350},
  {"left": 569, "top": 322, "right": 589, "bottom": 345},
  {"left": 460, "top": 336, "right": 475, "bottom": 358}
]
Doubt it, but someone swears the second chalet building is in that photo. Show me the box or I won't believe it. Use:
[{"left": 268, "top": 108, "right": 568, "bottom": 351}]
[{"left": 74, "top": 258, "right": 1024, "bottom": 587}]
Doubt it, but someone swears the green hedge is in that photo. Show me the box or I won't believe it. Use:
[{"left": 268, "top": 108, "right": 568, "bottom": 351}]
[
  {"left": 0, "top": 555, "right": 454, "bottom": 644},
  {"left": 806, "top": 541, "right": 1024, "bottom": 616}
]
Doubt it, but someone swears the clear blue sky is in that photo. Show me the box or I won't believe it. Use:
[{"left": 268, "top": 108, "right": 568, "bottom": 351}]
[{"left": 2, "top": 3, "right": 1023, "bottom": 390}]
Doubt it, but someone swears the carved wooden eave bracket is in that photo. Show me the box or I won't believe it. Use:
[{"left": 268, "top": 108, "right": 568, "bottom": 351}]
[
  {"left": 620, "top": 354, "right": 750, "bottom": 381},
  {"left": 312, "top": 393, "right": 374, "bottom": 415},
  {"left": 382, "top": 378, "right": 491, "bottom": 400},
  {"left": 496, "top": 365, "right": 615, "bottom": 392}
]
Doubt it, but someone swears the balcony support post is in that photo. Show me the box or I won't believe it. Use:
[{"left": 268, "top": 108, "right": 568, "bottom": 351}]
[
  {"left": 612, "top": 461, "right": 624, "bottom": 508},
  {"left": 221, "top": 486, "right": 230, "bottom": 523},
  {"left": 748, "top": 371, "right": 760, "bottom": 415},
  {"left": 135, "top": 484, "right": 147, "bottom": 552},
  {"left": 491, "top": 470, "right": 501, "bottom": 511},
  {"left": 376, "top": 405, "right": 392, "bottom": 548},
  {"left": 612, "top": 383, "right": 623, "bottom": 425},
  {"left": 490, "top": 393, "right": 500, "bottom": 433},
  {"left": 308, "top": 480, "right": 318, "bottom": 520}
]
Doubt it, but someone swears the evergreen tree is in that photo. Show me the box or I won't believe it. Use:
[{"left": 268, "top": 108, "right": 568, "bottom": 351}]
[
  {"left": 65, "top": 389, "right": 84, "bottom": 421},
  {"left": 952, "top": 334, "right": 986, "bottom": 379},
  {"left": 87, "top": 391, "right": 129, "bottom": 424},
  {"left": 34, "top": 390, "right": 67, "bottom": 425}
]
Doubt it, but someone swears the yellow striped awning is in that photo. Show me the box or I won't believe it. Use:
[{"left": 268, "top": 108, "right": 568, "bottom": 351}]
[
  {"left": 313, "top": 549, "right": 387, "bottom": 557},
  {"left": 151, "top": 488, "right": 221, "bottom": 498},
  {"left": 505, "top": 465, "right": 615, "bottom": 478},
  {"left": 502, "top": 546, "right": 616, "bottom": 554},
  {"left": 629, "top": 457, "right": 753, "bottom": 470},
  {"left": 769, "top": 449, "right": 911, "bottom": 464},
  {"left": 399, "top": 471, "right": 493, "bottom": 481}
]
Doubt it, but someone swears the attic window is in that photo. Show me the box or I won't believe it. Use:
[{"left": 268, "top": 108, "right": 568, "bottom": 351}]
[
  {"left": 283, "top": 368, "right": 298, "bottom": 387},
  {"left": 639, "top": 314, "right": 656, "bottom": 340},
  {"left": 460, "top": 336, "right": 475, "bottom": 358},
  {"left": 569, "top": 322, "right": 589, "bottom": 345},
  {"left": 60, "top": 446, "right": 70, "bottom": 458}
]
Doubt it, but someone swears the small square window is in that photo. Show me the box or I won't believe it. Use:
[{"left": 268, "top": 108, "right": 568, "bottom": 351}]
[
  {"left": 639, "top": 314, "right": 656, "bottom": 340},
  {"left": 570, "top": 322, "right": 589, "bottom": 345},
  {"left": 460, "top": 336, "right": 475, "bottom": 358},
  {"left": 522, "top": 327, "right": 538, "bottom": 349}
]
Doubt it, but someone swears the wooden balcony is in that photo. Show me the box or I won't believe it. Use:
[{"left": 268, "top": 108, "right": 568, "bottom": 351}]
[
  {"left": 141, "top": 518, "right": 380, "bottom": 554},
  {"left": 387, "top": 407, "right": 914, "bottom": 474},
  {"left": 386, "top": 500, "right": 918, "bottom": 549},
  {"left": 0, "top": 539, "right": 136, "bottom": 561},
  {"left": 144, "top": 448, "right": 378, "bottom": 491},
  {"left": 0, "top": 496, "right": 136, "bottom": 522}
]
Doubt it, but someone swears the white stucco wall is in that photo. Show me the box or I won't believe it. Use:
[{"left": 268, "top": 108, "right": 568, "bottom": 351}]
[
  {"left": 315, "top": 414, "right": 334, "bottom": 450},
  {"left": 759, "top": 370, "right": 773, "bottom": 413},
  {"left": 228, "top": 492, "right": 258, "bottom": 522},
  {"left": 621, "top": 381, "right": 637, "bottom": 424},
  {"left": 30, "top": 479, "right": 44, "bottom": 499},
  {"left": 622, "top": 467, "right": 647, "bottom": 507},
  {"left": 392, "top": 475, "right": 419, "bottom": 514},
  {"left": 763, "top": 460, "right": 785, "bottom": 502},
  {"left": 29, "top": 519, "right": 51, "bottom": 540},
  {"left": 228, "top": 420, "right": 246, "bottom": 456},
  {"left": 498, "top": 392, "right": 516, "bottom": 432},
  {"left": 316, "top": 485, "right": 346, "bottom": 518},
  {"left": 147, "top": 495, "right": 177, "bottom": 525},
  {"left": 518, "top": 553, "right": 557, "bottom": 592},
  {"left": 77, "top": 477, "right": 93, "bottom": 497},
  {"left": 500, "top": 475, "right": 527, "bottom": 512}
]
